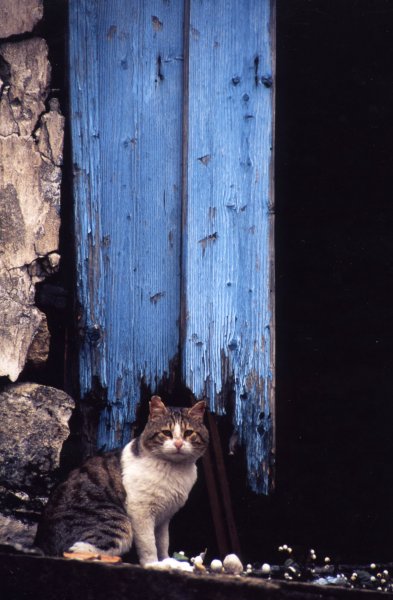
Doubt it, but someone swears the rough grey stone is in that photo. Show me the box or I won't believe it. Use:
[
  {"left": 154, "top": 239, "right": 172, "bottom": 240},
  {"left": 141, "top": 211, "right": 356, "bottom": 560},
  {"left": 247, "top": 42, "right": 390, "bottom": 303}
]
[
  {"left": 0, "top": 38, "right": 64, "bottom": 381},
  {"left": 26, "top": 318, "right": 50, "bottom": 367},
  {"left": 0, "top": 383, "right": 74, "bottom": 495},
  {"left": 0, "top": 0, "right": 43, "bottom": 38},
  {"left": 0, "top": 264, "right": 47, "bottom": 382},
  {"left": 0, "top": 39, "right": 50, "bottom": 138},
  {"left": 0, "top": 514, "right": 37, "bottom": 549}
]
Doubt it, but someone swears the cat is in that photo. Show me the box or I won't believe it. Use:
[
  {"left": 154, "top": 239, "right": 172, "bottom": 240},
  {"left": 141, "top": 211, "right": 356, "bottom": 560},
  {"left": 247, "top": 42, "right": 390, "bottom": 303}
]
[{"left": 34, "top": 396, "right": 208, "bottom": 566}]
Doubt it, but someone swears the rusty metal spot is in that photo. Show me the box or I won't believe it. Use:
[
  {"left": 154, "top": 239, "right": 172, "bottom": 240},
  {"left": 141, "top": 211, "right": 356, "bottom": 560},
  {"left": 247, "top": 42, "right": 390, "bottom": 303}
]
[
  {"left": 150, "top": 291, "right": 166, "bottom": 304},
  {"left": 107, "top": 25, "right": 117, "bottom": 40},
  {"left": 198, "top": 154, "right": 211, "bottom": 166},
  {"left": 198, "top": 232, "right": 218, "bottom": 256},
  {"left": 152, "top": 16, "right": 163, "bottom": 31}
]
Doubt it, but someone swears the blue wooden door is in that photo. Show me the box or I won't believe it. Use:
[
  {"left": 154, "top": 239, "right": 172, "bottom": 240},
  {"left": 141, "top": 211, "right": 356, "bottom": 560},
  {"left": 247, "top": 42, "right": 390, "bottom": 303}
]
[{"left": 69, "top": 0, "right": 275, "bottom": 493}]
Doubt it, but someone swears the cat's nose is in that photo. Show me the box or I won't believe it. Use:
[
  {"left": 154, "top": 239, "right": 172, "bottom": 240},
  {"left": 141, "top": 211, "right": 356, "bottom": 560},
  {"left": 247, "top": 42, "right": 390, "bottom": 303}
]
[{"left": 174, "top": 439, "right": 184, "bottom": 450}]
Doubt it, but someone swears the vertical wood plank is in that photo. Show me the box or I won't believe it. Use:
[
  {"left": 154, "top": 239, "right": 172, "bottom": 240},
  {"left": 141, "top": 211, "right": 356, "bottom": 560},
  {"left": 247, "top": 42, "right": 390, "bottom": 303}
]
[
  {"left": 183, "top": 0, "right": 275, "bottom": 493},
  {"left": 69, "top": 0, "right": 184, "bottom": 448}
]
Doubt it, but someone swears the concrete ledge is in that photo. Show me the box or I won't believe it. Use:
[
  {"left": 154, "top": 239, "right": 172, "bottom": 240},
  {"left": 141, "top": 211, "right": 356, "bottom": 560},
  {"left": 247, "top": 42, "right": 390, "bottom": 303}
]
[{"left": 1, "top": 552, "right": 392, "bottom": 600}]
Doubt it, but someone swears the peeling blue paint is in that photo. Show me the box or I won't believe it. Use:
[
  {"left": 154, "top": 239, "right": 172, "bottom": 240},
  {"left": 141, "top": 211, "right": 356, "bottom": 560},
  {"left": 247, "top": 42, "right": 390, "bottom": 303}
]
[
  {"left": 182, "top": 0, "right": 275, "bottom": 493},
  {"left": 69, "top": 0, "right": 184, "bottom": 448},
  {"left": 70, "top": 0, "right": 275, "bottom": 493}
]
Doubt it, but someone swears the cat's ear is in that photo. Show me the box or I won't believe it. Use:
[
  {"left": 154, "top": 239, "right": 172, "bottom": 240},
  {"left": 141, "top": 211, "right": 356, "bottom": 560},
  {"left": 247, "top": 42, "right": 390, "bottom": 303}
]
[
  {"left": 149, "top": 395, "right": 168, "bottom": 419},
  {"left": 188, "top": 400, "right": 206, "bottom": 421}
]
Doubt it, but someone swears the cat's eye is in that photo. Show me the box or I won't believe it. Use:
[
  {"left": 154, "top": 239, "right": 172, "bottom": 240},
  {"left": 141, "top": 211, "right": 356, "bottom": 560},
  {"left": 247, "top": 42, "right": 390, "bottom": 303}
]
[
  {"left": 184, "top": 429, "right": 194, "bottom": 438},
  {"left": 161, "top": 429, "right": 173, "bottom": 437}
]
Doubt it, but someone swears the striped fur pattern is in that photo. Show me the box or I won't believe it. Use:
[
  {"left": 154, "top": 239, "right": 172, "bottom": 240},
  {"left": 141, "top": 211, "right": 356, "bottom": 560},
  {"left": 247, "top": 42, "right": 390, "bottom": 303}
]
[{"left": 35, "top": 397, "right": 208, "bottom": 565}]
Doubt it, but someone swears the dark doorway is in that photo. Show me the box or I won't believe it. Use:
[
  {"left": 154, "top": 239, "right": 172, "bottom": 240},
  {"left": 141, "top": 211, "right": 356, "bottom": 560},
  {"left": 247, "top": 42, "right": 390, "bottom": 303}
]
[{"left": 273, "top": 0, "right": 393, "bottom": 562}]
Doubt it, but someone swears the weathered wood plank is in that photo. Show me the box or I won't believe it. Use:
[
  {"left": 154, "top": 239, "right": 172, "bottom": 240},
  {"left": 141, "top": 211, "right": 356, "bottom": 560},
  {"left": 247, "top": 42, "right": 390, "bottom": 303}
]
[
  {"left": 182, "top": 0, "right": 275, "bottom": 493},
  {"left": 69, "top": 0, "right": 184, "bottom": 447}
]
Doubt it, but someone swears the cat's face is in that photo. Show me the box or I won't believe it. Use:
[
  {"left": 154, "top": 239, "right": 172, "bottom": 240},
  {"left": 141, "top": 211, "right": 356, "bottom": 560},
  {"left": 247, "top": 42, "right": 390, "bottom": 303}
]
[{"left": 141, "top": 396, "right": 209, "bottom": 462}]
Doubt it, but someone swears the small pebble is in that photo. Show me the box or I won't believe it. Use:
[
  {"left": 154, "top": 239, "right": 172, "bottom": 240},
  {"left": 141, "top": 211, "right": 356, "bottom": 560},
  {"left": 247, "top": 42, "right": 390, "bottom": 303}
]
[
  {"left": 48, "top": 252, "right": 61, "bottom": 269},
  {"left": 193, "top": 556, "right": 206, "bottom": 573},
  {"left": 210, "top": 559, "right": 223, "bottom": 573},
  {"left": 146, "top": 558, "right": 193, "bottom": 572},
  {"left": 370, "top": 563, "right": 377, "bottom": 570},
  {"left": 223, "top": 553, "right": 244, "bottom": 575},
  {"left": 289, "top": 566, "right": 297, "bottom": 574},
  {"left": 261, "top": 563, "right": 271, "bottom": 575}
]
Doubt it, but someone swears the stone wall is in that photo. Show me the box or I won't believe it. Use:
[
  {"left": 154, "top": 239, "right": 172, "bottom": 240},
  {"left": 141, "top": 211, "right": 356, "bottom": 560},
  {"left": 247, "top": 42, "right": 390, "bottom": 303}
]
[{"left": 0, "top": 0, "right": 74, "bottom": 548}]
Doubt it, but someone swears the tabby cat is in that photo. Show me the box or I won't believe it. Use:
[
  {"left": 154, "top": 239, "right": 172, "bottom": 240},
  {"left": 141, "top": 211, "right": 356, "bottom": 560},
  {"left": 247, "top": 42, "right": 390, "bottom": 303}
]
[{"left": 35, "top": 396, "right": 208, "bottom": 566}]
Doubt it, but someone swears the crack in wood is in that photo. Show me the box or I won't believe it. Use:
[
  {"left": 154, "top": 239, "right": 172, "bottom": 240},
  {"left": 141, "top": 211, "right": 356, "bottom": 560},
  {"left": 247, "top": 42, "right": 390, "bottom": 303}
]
[
  {"left": 254, "top": 54, "right": 260, "bottom": 86},
  {"left": 156, "top": 55, "right": 164, "bottom": 83},
  {"left": 198, "top": 232, "right": 218, "bottom": 257}
]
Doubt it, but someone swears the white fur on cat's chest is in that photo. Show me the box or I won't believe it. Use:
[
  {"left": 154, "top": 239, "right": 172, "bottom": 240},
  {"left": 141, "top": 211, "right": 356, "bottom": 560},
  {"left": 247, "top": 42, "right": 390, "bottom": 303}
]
[{"left": 121, "top": 441, "right": 197, "bottom": 524}]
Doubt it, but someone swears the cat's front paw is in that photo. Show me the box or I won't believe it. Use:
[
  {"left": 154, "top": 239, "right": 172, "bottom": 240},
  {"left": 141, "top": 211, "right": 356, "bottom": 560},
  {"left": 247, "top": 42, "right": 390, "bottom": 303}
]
[{"left": 144, "top": 558, "right": 193, "bottom": 572}]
